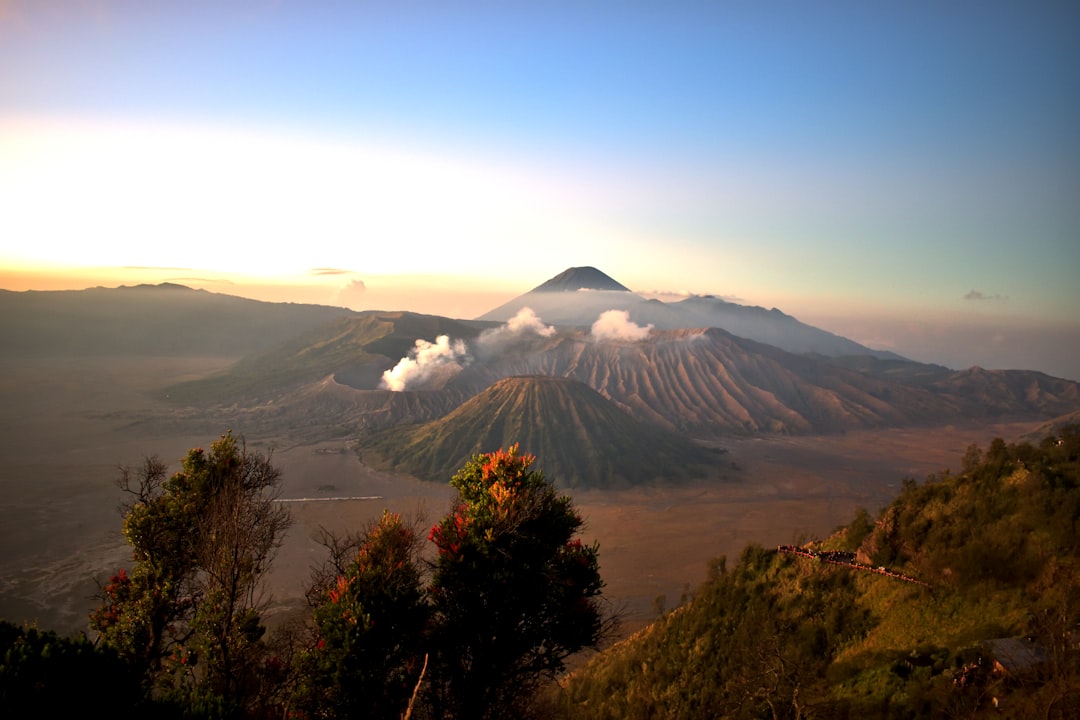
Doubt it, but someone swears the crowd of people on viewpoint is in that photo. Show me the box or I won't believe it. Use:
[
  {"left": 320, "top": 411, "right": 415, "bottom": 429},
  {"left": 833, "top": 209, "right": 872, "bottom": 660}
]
[{"left": 776, "top": 545, "right": 932, "bottom": 588}]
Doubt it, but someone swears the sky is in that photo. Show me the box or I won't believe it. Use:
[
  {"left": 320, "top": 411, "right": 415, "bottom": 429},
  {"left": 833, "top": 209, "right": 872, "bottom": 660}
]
[{"left": 1, "top": 1, "right": 1078, "bottom": 379}]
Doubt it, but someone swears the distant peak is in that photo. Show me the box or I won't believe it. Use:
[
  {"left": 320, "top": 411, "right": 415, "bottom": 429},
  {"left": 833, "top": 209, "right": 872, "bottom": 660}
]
[
  {"left": 119, "top": 282, "right": 195, "bottom": 291},
  {"left": 529, "top": 267, "right": 632, "bottom": 293}
]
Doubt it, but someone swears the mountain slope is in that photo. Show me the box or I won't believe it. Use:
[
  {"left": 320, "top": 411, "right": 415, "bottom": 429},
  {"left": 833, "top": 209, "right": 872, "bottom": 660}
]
[
  {"left": 660, "top": 295, "right": 904, "bottom": 359},
  {"left": 358, "top": 375, "right": 730, "bottom": 488},
  {"left": 28, "top": 279, "right": 1076, "bottom": 444},
  {"left": 163, "top": 311, "right": 483, "bottom": 403},
  {"left": 528, "top": 266, "right": 633, "bottom": 293},
  {"left": 553, "top": 425, "right": 1080, "bottom": 718},
  {"left": 448, "top": 328, "right": 975, "bottom": 436},
  {"left": 477, "top": 267, "right": 898, "bottom": 359},
  {"left": 929, "top": 366, "right": 1080, "bottom": 416},
  {"left": 169, "top": 315, "right": 1080, "bottom": 439},
  {"left": 0, "top": 284, "right": 354, "bottom": 358}
]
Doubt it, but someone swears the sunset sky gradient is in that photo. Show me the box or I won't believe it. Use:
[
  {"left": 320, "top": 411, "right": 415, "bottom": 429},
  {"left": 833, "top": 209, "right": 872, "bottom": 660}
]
[{"left": 1, "top": 2, "right": 1078, "bottom": 378}]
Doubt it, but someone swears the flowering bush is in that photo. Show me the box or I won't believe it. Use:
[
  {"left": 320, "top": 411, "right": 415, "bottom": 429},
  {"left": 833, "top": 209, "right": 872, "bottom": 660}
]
[
  {"left": 426, "top": 445, "right": 605, "bottom": 719},
  {"left": 303, "top": 511, "right": 428, "bottom": 720}
]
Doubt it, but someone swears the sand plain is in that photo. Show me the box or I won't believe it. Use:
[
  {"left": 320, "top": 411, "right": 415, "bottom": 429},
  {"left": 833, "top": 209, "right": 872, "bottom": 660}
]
[{"left": 0, "top": 356, "right": 1040, "bottom": 638}]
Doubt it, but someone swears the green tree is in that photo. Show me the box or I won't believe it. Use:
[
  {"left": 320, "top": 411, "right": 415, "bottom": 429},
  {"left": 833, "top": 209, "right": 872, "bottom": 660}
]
[
  {"left": 425, "top": 444, "right": 608, "bottom": 719},
  {"left": 91, "top": 432, "right": 291, "bottom": 717},
  {"left": 300, "top": 510, "right": 429, "bottom": 720}
]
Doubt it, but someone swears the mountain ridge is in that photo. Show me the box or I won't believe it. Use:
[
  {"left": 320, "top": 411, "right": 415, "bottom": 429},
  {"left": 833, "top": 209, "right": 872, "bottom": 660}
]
[
  {"left": 0, "top": 283, "right": 355, "bottom": 358},
  {"left": 156, "top": 317, "right": 1080, "bottom": 443},
  {"left": 477, "top": 267, "right": 901, "bottom": 360}
]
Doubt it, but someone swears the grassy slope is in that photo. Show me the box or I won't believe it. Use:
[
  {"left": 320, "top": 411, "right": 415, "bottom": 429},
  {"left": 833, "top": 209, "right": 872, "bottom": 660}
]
[{"left": 550, "top": 425, "right": 1080, "bottom": 719}]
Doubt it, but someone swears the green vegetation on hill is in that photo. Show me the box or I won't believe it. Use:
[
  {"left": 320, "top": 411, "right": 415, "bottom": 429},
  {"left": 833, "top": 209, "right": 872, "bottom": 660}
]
[{"left": 549, "top": 424, "right": 1080, "bottom": 719}]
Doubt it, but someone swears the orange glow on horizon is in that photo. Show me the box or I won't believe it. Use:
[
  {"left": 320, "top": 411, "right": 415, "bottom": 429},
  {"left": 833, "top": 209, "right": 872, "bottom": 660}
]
[{"left": 0, "top": 263, "right": 518, "bottom": 319}]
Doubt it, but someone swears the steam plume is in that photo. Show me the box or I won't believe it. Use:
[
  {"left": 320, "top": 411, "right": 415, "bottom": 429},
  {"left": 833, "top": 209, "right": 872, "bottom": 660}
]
[
  {"left": 383, "top": 309, "right": 557, "bottom": 391},
  {"left": 477, "top": 307, "right": 556, "bottom": 354},
  {"left": 590, "top": 310, "right": 653, "bottom": 342},
  {"left": 381, "top": 335, "right": 469, "bottom": 391}
]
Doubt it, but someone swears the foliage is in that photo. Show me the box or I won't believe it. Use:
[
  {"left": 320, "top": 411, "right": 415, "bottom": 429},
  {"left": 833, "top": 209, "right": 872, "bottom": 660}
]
[
  {"left": 298, "top": 510, "right": 429, "bottom": 720},
  {"left": 295, "top": 443, "right": 610, "bottom": 720},
  {"left": 870, "top": 427, "right": 1080, "bottom": 589},
  {"left": 424, "top": 444, "right": 608, "bottom": 719},
  {"left": 0, "top": 620, "right": 144, "bottom": 718},
  {"left": 553, "top": 424, "right": 1080, "bottom": 719},
  {"left": 90, "top": 431, "right": 292, "bottom": 718}
]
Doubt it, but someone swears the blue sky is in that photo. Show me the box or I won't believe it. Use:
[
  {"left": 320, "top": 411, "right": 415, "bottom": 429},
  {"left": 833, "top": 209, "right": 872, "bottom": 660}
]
[{"left": 1, "top": 1, "right": 1078, "bottom": 378}]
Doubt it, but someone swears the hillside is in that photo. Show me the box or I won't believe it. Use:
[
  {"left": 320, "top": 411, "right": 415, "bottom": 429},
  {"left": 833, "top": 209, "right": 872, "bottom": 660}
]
[
  {"left": 550, "top": 425, "right": 1080, "bottom": 719},
  {"left": 162, "top": 311, "right": 485, "bottom": 403},
  {"left": 0, "top": 284, "right": 354, "bottom": 358},
  {"left": 358, "top": 375, "right": 730, "bottom": 489},
  {"left": 932, "top": 366, "right": 1080, "bottom": 417},
  {"left": 448, "top": 327, "right": 972, "bottom": 436}
]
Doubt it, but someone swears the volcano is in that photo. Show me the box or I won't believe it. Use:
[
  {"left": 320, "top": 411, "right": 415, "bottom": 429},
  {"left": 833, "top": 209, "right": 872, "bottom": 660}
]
[
  {"left": 476, "top": 267, "right": 900, "bottom": 359},
  {"left": 527, "top": 266, "right": 633, "bottom": 293},
  {"left": 358, "top": 375, "right": 729, "bottom": 488}
]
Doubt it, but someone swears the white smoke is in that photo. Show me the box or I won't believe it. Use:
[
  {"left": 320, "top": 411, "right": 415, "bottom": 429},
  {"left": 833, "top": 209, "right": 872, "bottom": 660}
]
[
  {"left": 382, "top": 308, "right": 558, "bottom": 391},
  {"left": 590, "top": 309, "right": 653, "bottom": 342},
  {"left": 380, "top": 335, "right": 470, "bottom": 391},
  {"left": 476, "top": 307, "right": 556, "bottom": 354}
]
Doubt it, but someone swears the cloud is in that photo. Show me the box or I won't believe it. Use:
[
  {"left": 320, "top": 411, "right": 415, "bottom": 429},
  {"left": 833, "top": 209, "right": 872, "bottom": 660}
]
[
  {"left": 337, "top": 278, "right": 367, "bottom": 308},
  {"left": 476, "top": 307, "right": 556, "bottom": 354},
  {"left": 638, "top": 288, "right": 692, "bottom": 299},
  {"left": 310, "top": 267, "right": 353, "bottom": 276},
  {"left": 380, "top": 335, "right": 470, "bottom": 391},
  {"left": 590, "top": 309, "right": 653, "bottom": 342},
  {"left": 637, "top": 289, "right": 745, "bottom": 304},
  {"left": 964, "top": 290, "right": 1006, "bottom": 302},
  {"left": 122, "top": 265, "right": 196, "bottom": 271}
]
